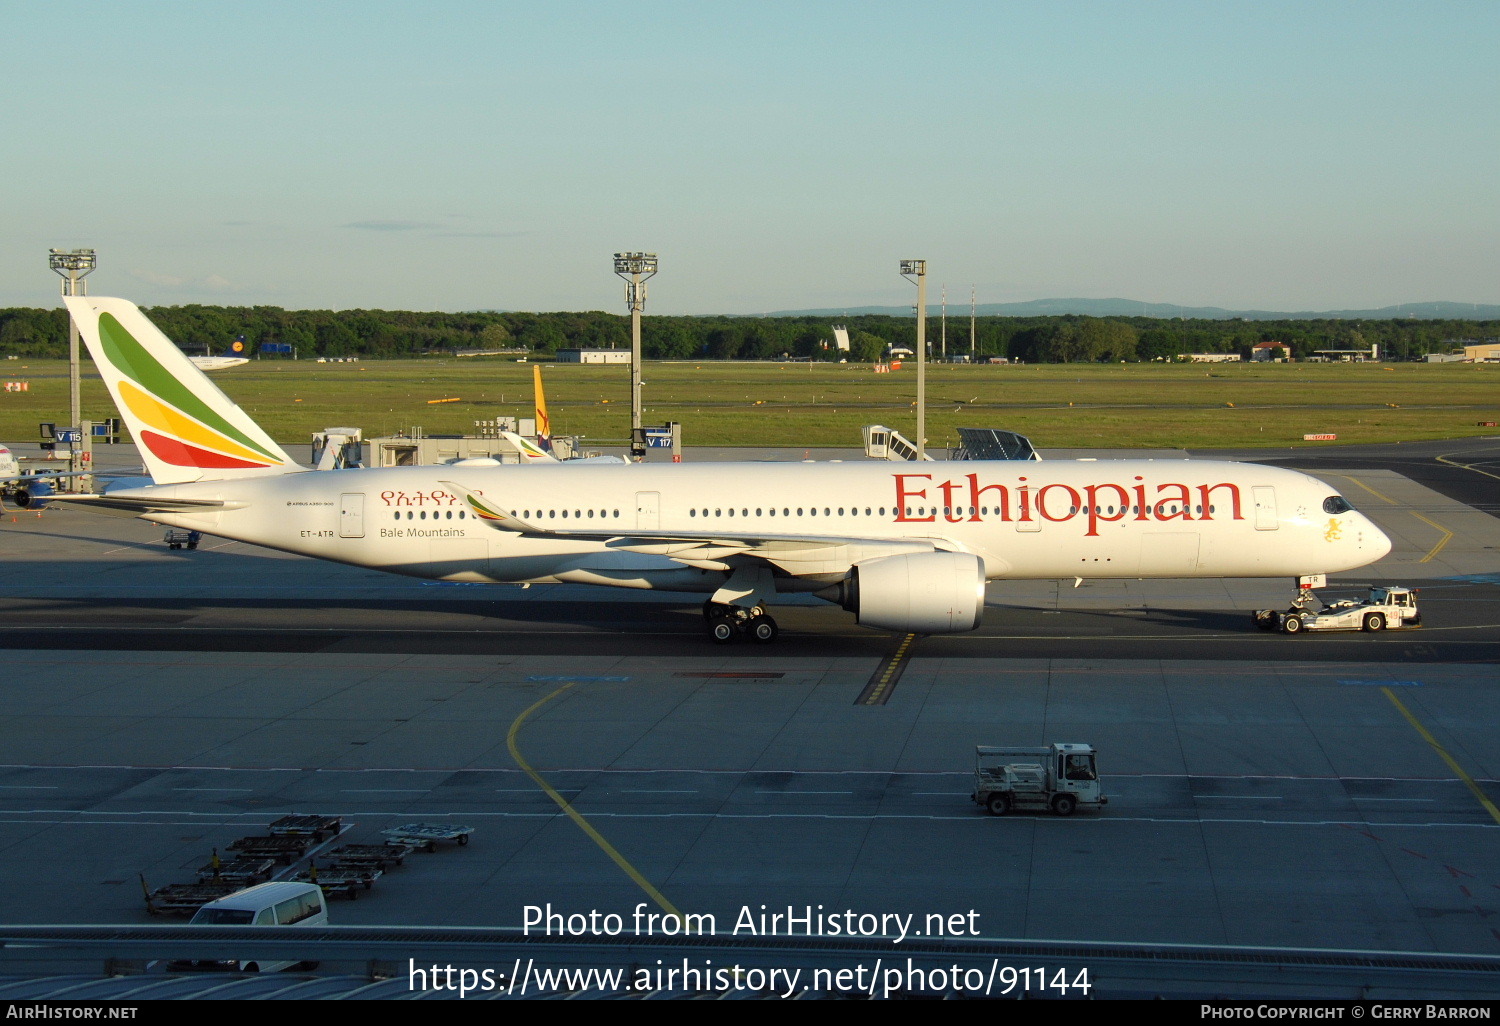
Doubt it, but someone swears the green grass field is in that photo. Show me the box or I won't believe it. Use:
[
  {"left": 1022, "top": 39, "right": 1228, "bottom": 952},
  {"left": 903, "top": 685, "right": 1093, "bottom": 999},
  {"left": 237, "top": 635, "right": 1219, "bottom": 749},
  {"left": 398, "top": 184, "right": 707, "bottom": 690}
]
[{"left": 2, "top": 358, "right": 1495, "bottom": 450}]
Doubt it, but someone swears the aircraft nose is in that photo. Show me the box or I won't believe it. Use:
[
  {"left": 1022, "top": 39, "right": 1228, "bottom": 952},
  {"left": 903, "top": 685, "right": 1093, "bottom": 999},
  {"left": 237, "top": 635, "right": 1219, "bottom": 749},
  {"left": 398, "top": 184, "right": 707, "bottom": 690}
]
[{"left": 1366, "top": 518, "right": 1393, "bottom": 561}]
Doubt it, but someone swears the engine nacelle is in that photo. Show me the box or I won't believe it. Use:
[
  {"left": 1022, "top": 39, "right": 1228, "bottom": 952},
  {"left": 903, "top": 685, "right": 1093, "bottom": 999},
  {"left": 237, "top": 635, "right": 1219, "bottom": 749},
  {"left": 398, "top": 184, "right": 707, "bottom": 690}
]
[
  {"left": 824, "top": 551, "right": 987, "bottom": 634},
  {"left": 6, "top": 480, "right": 53, "bottom": 510}
]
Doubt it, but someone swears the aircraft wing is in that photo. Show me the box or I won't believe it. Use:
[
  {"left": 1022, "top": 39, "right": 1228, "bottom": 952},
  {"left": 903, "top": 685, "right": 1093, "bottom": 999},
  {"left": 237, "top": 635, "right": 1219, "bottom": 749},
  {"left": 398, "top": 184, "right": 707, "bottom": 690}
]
[
  {"left": 39, "top": 493, "right": 246, "bottom": 517},
  {"left": 0, "top": 469, "right": 93, "bottom": 484},
  {"left": 440, "top": 479, "right": 976, "bottom": 575}
]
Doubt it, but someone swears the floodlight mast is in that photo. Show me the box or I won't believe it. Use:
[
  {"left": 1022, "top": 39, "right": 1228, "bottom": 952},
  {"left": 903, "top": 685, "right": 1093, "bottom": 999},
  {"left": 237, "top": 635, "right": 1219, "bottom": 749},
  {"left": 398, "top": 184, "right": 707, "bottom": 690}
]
[
  {"left": 899, "top": 259, "right": 927, "bottom": 460},
  {"left": 613, "top": 252, "right": 658, "bottom": 460},
  {"left": 49, "top": 248, "right": 97, "bottom": 492}
]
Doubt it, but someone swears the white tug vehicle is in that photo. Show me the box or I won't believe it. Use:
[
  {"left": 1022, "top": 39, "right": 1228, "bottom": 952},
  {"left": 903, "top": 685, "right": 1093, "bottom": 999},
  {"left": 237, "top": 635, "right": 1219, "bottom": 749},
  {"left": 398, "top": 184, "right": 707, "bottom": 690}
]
[{"left": 1255, "top": 583, "right": 1421, "bottom": 635}]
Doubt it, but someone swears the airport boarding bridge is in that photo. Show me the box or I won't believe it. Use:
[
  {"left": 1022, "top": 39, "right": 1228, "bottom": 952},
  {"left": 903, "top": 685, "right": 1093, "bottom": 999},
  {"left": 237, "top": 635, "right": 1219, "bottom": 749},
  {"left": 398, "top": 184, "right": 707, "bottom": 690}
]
[
  {"left": 861, "top": 425, "right": 934, "bottom": 462},
  {"left": 862, "top": 425, "right": 1040, "bottom": 462},
  {"left": 314, "top": 422, "right": 594, "bottom": 469}
]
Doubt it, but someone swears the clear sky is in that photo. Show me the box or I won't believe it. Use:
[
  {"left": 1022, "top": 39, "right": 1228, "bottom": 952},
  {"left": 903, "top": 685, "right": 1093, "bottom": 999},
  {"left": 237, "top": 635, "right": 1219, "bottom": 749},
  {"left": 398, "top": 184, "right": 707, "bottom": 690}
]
[{"left": 4, "top": 1, "right": 1496, "bottom": 315}]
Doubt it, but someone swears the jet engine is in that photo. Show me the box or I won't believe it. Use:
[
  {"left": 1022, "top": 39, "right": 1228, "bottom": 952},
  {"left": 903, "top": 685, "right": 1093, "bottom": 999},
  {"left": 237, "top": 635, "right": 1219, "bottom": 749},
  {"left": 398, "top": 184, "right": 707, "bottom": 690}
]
[
  {"left": 3, "top": 479, "right": 52, "bottom": 510},
  {"left": 819, "top": 551, "right": 987, "bottom": 633}
]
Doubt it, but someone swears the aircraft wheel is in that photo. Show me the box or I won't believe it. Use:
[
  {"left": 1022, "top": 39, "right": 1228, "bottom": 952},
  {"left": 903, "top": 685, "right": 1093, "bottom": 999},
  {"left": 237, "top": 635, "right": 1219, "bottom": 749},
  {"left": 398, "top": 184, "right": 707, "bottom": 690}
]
[
  {"left": 709, "top": 617, "right": 738, "bottom": 645},
  {"left": 986, "top": 793, "right": 1010, "bottom": 817},
  {"left": 1280, "top": 615, "right": 1303, "bottom": 635},
  {"left": 747, "top": 614, "right": 778, "bottom": 644},
  {"left": 1052, "top": 794, "right": 1077, "bottom": 817},
  {"left": 1362, "top": 612, "right": 1385, "bottom": 632}
]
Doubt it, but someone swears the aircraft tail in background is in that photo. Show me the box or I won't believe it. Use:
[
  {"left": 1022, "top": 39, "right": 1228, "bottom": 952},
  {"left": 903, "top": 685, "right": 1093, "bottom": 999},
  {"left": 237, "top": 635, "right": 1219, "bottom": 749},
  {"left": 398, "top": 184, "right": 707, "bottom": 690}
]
[
  {"left": 62, "top": 296, "right": 297, "bottom": 485},
  {"left": 533, "top": 364, "right": 552, "bottom": 451},
  {"left": 499, "top": 430, "right": 560, "bottom": 463},
  {"left": 190, "top": 336, "right": 252, "bottom": 370}
]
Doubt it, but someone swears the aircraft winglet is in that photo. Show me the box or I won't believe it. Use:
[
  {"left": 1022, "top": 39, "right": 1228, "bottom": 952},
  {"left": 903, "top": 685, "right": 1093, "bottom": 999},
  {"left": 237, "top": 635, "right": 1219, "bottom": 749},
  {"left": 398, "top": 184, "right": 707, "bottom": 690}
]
[{"left": 439, "top": 480, "right": 543, "bottom": 533}]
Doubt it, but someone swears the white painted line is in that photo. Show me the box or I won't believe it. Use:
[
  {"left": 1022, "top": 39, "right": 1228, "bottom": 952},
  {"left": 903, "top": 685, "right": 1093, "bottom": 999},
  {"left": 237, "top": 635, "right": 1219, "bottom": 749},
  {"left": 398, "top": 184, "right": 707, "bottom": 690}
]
[
  {"left": 0, "top": 785, "right": 58, "bottom": 790},
  {"left": 172, "top": 788, "right": 253, "bottom": 792},
  {"left": 1351, "top": 797, "right": 1435, "bottom": 802},
  {"left": 1193, "top": 795, "right": 1284, "bottom": 800}
]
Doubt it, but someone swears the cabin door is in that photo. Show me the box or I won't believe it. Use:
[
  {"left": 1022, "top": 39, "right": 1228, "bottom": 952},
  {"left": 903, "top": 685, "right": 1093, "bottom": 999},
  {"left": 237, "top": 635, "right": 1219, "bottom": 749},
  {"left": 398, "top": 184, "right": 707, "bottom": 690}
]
[
  {"left": 339, "top": 492, "right": 365, "bottom": 538},
  {"left": 635, "top": 491, "right": 660, "bottom": 530},
  {"left": 1252, "top": 486, "right": 1278, "bottom": 531}
]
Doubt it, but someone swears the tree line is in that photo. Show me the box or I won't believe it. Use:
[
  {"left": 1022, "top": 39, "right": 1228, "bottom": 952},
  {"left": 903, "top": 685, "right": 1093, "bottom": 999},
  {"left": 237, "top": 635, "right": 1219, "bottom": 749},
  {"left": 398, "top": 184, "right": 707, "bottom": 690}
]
[{"left": 0, "top": 304, "right": 1492, "bottom": 363}]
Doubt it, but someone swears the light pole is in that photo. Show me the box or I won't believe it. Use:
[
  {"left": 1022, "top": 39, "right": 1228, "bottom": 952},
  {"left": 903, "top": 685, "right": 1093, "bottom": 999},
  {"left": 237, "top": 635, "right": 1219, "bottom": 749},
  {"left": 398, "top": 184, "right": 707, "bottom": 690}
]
[
  {"left": 49, "top": 248, "right": 97, "bottom": 491},
  {"left": 900, "top": 259, "right": 927, "bottom": 460},
  {"left": 613, "top": 252, "right": 657, "bottom": 461}
]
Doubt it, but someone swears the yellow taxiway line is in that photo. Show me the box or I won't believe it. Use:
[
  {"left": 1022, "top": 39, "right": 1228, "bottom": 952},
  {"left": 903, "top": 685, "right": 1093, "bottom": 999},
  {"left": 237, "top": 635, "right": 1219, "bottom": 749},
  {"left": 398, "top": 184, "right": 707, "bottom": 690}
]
[
  {"left": 1382, "top": 687, "right": 1500, "bottom": 826},
  {"left": 507, "top": 682, "right": 684, "bottom": 924}
]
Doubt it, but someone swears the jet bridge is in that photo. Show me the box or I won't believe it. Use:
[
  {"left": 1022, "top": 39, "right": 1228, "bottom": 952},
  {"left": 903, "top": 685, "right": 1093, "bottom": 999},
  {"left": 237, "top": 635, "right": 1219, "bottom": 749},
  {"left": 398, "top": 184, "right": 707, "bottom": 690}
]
[
  {"left": 311, "top": 428, "right": 364, "bottom": 470},
  {"left": 861, "top": 425, "right": 934, "bottom": 462},
  {"left": 950, "top": 427, "right": 1041, "bottom": 461},
  {"left": 862, "top": 424, "right": 1040, "bottom": 462}
]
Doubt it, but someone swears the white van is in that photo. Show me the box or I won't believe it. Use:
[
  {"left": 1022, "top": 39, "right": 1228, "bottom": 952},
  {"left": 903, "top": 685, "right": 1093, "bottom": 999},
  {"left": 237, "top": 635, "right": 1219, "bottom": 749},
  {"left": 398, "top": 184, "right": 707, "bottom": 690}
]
[{"left": 182, "top": 881, "right": 327, "bottom": 972}]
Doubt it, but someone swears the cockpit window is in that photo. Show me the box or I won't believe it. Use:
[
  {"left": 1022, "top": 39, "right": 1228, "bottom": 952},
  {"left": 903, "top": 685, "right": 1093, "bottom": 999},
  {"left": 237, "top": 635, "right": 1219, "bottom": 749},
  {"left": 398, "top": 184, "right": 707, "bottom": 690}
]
[{"left": 1323, "top": 495, "right": 1354, "bottom": 515}]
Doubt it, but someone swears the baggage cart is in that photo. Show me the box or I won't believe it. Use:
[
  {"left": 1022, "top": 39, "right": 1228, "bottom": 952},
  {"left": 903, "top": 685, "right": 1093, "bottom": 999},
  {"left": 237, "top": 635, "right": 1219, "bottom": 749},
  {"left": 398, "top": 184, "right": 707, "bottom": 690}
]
[
  {"left": 296, "top": 863, "right": 380, "bottom": 899},
  {"left": 142, "top": 878, "right": 240, "bottom": 917},
  {"left": 268, "top": 814, "right": 343, "bottom": 841},
  {"left": 227, "top": 834, "right": 316, "bottom": 864},
  {"left": 195, "top": 854, "right": 276, "bottom": 885},
  {"left": 325, "top": 843, "right": 415, "bottom": 870},
  {"left": 380, "top": 823, "right": 474, "bottom": 851}
]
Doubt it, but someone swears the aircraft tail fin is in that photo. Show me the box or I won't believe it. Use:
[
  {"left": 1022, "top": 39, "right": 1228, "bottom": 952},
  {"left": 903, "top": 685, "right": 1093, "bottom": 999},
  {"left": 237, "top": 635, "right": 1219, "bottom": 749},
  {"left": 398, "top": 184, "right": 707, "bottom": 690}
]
[
  {"left": 63, "top": 296, "right": 297, "bottom": 485},
  {"left": 533, "top": 364, "right": 552, "bottom": 451}
]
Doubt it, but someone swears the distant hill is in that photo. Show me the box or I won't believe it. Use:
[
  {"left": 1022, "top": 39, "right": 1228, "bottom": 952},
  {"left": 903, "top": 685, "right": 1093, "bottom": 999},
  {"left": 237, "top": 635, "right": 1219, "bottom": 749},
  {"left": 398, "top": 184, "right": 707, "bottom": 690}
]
[{"left": 767, "top": 298, "right": 1500, "bottom": 321}]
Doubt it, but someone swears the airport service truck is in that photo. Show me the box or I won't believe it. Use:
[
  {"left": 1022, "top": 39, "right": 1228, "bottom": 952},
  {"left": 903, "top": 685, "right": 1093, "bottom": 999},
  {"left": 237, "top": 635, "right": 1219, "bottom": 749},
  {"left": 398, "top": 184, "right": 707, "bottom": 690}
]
[
  {"left": 971, "top": 743, "right": 1107, "bottom": 817},
  {"left": 1254, "top": 585, "right": 1421, "bottom": 635}
]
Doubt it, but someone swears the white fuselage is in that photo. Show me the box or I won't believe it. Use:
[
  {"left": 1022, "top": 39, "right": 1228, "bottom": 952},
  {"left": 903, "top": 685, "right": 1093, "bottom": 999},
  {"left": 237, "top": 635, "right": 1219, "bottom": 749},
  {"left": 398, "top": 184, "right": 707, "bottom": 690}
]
[{"left": 122, "top": 459, "right": 1391, "bottom": 594}]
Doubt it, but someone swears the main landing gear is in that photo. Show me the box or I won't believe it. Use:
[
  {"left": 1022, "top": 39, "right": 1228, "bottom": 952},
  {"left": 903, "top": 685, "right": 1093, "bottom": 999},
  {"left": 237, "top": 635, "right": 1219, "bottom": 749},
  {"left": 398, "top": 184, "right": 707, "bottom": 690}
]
[{"left": 702, "top": 600, "right": 779, "bottom": 645}]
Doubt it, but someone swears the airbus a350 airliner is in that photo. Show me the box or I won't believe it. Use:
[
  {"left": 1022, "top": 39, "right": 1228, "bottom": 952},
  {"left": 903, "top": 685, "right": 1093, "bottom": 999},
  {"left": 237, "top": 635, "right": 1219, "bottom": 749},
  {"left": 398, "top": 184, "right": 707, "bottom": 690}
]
[{"left": 51, "top": 296, "right": 1391, "bottom": 643}]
